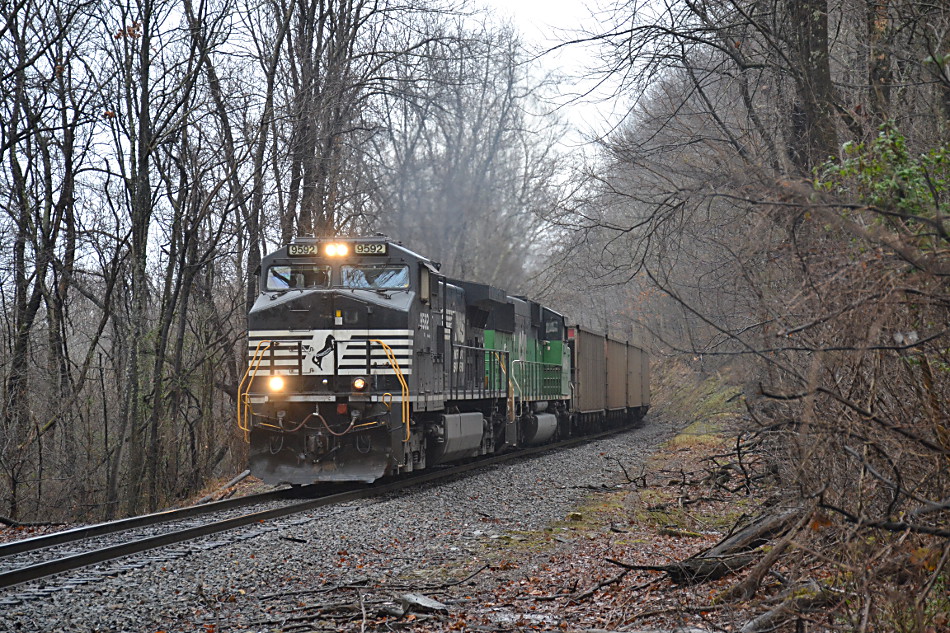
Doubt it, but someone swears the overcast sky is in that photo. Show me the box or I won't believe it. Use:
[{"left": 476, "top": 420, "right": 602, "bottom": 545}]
[{"left": 478, "top": 0, "right": 627, "bottom": 146}]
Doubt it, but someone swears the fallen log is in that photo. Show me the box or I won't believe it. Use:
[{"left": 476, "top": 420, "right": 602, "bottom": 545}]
[
  {"left": 195, "top": 469, "right": 251, "bottom": 505},
  {"left": 607, "top": 507, "right": 805, "bottom": 585},
  {"left": 0, "top": 515, "right": 66, "bottom": 528},
  {"left": 719, "top": 506, "right": 813, "bottom": 602},
  {"left": 399, "top": 592, "right": 449, "bottom": 614},
  {"left": 703, "top": 507, "right": 804, "bottom": 558}
]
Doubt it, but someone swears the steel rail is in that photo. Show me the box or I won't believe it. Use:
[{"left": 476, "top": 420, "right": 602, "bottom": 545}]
[
  {"left": 0, "top": 487, "right": 308, "bottom": 559},
  {"left": 0, "top": 426, "right": 632, "bottom": 590}
]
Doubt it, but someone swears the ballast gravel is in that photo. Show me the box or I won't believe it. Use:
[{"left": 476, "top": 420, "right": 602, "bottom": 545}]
[{"left": 0, "top": 417, "right": 677, "bottom": 632}]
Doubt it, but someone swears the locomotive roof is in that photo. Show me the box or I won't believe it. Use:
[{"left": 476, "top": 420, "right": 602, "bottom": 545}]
[{"left": 272, "top": 235, "right": 436, "bottom": 266}]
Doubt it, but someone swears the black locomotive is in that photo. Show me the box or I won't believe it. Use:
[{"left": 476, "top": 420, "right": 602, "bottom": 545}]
[{"left": 238, "top": 236, "right": 649, "bottom": 484}]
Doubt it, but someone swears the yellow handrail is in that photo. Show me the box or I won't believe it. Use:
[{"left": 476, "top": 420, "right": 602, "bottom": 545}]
[
  {"left": 371, "top": 339, "right": 411, "bottom": 442},
  {"left": 238, "top": 338, "right": 411, "bottom": 443},
  {"left": 237, "top": 340, "right": 272, "bottom": 442}
]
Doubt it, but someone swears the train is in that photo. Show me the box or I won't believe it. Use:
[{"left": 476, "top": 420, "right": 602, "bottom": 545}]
[{"left": 237, "top": 236, "right": 650, "bottom": 484}]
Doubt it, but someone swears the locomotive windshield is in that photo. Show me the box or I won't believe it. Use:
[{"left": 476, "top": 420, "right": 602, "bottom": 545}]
[
  {"left": 266, "top": 264, "right": 330, "bottom": 290},
  {"left": 341, "top": 265, "right": 410, "bottom": 289}
]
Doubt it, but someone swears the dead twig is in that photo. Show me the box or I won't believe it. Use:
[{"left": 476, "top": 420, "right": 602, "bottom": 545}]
[
  {"left": 358, "top": 588, "right": 367, "bottom": 633},
  {"left": 606, "top": 455, "right": 647, "bottom": 486},
  {"left": 570, "top": 569, "right": 630, "bottom": 602}
]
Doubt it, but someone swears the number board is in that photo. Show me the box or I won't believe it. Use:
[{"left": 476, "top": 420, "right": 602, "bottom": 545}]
[
  {"left": 354, "top": 242, "right": 388, "bottom": 255},
  {"left": 287, "top": 243, "right": 318, "bottom": 257}
]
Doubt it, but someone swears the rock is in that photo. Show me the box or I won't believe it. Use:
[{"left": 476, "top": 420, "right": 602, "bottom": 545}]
[
  {"left": 378, "top": 603, "right": 406, "bottom": 617},
  {"left": 398, "top": 592, "right": 448, "bottom": 614}
]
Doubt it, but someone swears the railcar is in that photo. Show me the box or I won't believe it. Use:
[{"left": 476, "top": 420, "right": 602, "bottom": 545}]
[{"left": 237, "top": 236, "right": 649, "bottom": 485}]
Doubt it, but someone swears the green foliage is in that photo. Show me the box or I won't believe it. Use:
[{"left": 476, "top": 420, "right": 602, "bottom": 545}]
[
  {"left": 654, "top": 361, "right": 742, "bottom": 426},
  {"left": 923, "top": 53, "right": 950, "bottom": 67},
  {"left": 816, "top": 124, "right": 950, "bottom": 244}
]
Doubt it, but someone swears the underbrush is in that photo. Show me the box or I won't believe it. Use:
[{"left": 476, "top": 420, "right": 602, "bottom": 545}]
[{"left": 634, "top": 358, "right": 950, "bottom": 632}]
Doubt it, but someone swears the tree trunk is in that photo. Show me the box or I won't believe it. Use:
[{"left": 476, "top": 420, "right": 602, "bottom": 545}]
[
  {"left": 867, "top": 0, "right": 892, "bottom": 124},
  {"left": 126, "top": 0, "right": 156, "bottom": 515},
  {"left": 788, "top": 0, "right": 838, "bottom": 172}
]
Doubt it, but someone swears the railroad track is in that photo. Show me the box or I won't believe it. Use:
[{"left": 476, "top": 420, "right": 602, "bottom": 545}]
[
  {"left": 0, "top": 485, "right": 331, "bottom": 589},
  {"left": 0, "top": 427, "right": 628, "bottom": 592}
]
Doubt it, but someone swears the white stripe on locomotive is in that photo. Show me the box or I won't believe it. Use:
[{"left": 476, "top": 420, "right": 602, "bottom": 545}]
[{"left": 248, "top": 329, "right": 414, "bottom": 376}]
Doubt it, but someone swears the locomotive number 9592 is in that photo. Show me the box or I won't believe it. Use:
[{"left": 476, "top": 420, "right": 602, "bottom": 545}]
[{"left": 354, "top": 243, "right": 388, "bottom": 255}]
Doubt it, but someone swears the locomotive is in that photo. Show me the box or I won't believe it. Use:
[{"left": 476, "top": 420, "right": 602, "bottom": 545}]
[{"left": 237, "top": 236, "right": 650, "bottom": 484}]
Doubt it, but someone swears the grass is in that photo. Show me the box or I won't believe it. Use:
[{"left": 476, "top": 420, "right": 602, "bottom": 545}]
[
  {"left": 665, "top": 419, "right": 726, "bottom": 450},
  {"left": 654, "top": 360, "right": 743, "bottom": 425},
  {"left": 477, "top": 490, "right": 632, "bottom": 559}
]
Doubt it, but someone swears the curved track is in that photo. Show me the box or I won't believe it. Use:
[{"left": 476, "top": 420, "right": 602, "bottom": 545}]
[{"left": 0, "top": 427, "right": 628, "bottom": 590}]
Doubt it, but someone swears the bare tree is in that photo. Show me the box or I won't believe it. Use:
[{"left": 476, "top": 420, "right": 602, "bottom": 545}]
[
  {"left": 372, "top": 21, "right": 567, "bottom": 287},
  {"left": 0, "top": 0, "right": 101, "bottom": 519}
]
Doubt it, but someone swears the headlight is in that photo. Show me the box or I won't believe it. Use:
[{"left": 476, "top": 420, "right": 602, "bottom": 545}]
[
  {"left": 268, "top": 375, "right": 285, "bottom": 391},
  {"left": 352, "top": 377, "right": 367, "bottom": 391},
  {"left": 325, "top": 243, "right": 349, "bottom": 256}
]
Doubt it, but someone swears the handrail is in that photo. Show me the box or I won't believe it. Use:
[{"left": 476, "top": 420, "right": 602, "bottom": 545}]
[
  {"left": 512, "top": 358, "right": 563, "bottom": 404},
  {"left": 237, "top": 340, "right": 272, "bottom": 442},
  {"left": 511, "top": 359, "right": 524, "bottom": 408},
  {"left": 371, "top": 339, "right": 411, "bottom": 442},
  {"left": 492, "top": 351, "right": 515, "bottom": 422},
  {"left": 449, "top": 343, "right": 510, "bottom": 401}
]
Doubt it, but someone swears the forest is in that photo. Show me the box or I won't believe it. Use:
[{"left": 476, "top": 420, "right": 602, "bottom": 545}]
[{"left": 0, "top": 0, "right": 948, "bottom": 626}]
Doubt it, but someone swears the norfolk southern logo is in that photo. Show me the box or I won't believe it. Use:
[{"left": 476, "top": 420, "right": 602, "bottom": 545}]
[{"left": 308, "top": 334, "right": 336, "bottom": 370}]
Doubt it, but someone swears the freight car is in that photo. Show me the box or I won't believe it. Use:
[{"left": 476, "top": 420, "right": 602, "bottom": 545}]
[{"left": 237, "top": 236, "right": 649, "bottom": 484}]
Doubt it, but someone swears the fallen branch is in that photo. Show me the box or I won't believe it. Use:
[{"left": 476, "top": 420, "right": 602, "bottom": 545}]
[
  {"left": 657, "top": 526, "right": 705, "bottom": 538},
  {"left": 570, "top": 569, "right": 630, "bottom": 602},
  {"left": 606, "top": 552, "right": 757, "bottom": 584},
  {"left": 258, "top": 579, "right": 370, "bottom": 600},
  {"left": 720, "top": 506, "right": 814, "bottom": 602},
  {"left": 648, "top": 495, "right": 728, "bottom": 511},
  {"left": 738, "top": 581, "right": 839, "bottom": 633},
  {"left": 606, "top": 456, "right": 647, "bottom": 486},
  {"left": 630, "top": 602, "right": 728, "bottom": 620},
  {"left": 605, "top": 508, "right": 805, "bottom": 585},
  {"left": 0, "top": 515, "right": 66, "bottom": 528},
  {"left": 702, "top": 508, "right": 804, "bottom": 557},
  {"left": 386, "top": 564, "right": 490, "bottom": 591},
  {"left": 195, "top": 469, "right": 251, "bottom": 505}
]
